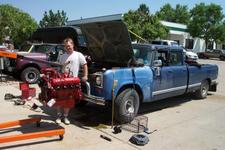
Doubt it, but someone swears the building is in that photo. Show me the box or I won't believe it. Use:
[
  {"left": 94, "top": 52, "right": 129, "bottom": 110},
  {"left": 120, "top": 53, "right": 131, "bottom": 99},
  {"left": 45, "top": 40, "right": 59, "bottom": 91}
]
[{"left": 160, "top": 21, "right": 225, "bottom": 52}]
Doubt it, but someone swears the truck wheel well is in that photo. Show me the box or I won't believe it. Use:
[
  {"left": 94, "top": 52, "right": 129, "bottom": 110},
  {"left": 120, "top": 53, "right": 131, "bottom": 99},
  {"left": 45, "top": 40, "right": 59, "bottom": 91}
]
[
  {"left": 20, "top": 64, "right": 40, "bottom": 73},
  {"left": 206, "top": 78, "right": 211, "bottom": 85},
  {"left": 117, "top": 84, "right": 143, "bottom": 103}
]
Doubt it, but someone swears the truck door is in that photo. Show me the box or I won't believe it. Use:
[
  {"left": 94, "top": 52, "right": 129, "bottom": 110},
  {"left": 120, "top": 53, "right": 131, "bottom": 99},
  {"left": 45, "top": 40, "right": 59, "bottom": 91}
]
[
  {"left": 152, "top": 50, "right": 173, "bottom": 100},
  {"left": 152, "top": 49, "right": 187, "bottom": 100},
  {"left": 167, "top": 50, "right": 188, "bottom": 96}
]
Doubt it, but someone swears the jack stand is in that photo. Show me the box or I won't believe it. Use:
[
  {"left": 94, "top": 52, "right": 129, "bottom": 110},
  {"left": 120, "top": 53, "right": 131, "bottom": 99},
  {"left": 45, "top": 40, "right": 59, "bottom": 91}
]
[
  {"left": 0, "top": 57, "right": 5, "bottom": 82},
  {"left": 0, "top": 118, "right": 65, "bottom": 144}
]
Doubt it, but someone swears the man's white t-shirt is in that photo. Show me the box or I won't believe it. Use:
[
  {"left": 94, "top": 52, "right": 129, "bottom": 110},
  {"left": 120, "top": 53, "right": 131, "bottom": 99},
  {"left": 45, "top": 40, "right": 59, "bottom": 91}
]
[{"left": 58, "top": 51, "right": 87, "bottom": 77}]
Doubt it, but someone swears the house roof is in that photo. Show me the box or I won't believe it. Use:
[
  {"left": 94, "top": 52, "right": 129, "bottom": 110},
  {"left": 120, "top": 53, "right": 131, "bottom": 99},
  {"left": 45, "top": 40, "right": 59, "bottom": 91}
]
[{"left": 160, "top": 20, "right": 188, "bottom": 33}]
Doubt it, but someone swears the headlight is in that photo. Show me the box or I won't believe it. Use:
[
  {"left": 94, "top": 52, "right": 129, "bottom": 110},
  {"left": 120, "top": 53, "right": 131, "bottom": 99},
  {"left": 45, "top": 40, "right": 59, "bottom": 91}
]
[
  {"left": 95, "top": 76, "right": 102, "bottom": 86},
  {"left": 187, "top": 55, "right": 192, "bottom": 58}
]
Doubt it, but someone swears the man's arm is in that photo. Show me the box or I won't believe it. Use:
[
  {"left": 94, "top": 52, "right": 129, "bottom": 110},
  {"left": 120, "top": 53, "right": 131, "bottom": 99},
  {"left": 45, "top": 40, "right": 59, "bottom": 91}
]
[{"left": 82, "top": 64, "right": 88, "bottom": 82}]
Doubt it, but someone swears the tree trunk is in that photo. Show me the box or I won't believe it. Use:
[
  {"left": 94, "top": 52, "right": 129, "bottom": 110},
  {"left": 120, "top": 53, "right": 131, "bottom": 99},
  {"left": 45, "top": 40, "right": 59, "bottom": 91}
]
[{"left": 205, "top": 38, "right": 208, "bottom": 52}]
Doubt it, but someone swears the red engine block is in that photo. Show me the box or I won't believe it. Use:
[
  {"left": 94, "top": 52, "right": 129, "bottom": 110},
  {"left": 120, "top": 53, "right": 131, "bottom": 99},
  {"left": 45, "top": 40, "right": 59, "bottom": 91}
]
[{"left": 38, "top": 68, "right": 83, "bottom": 106}]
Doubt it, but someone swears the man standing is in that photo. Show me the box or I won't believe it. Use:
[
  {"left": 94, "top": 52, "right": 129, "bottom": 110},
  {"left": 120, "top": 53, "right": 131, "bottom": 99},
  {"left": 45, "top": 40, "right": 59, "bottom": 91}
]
[{"left": 56, "top": 37, "right": 88, "bottom": 125}]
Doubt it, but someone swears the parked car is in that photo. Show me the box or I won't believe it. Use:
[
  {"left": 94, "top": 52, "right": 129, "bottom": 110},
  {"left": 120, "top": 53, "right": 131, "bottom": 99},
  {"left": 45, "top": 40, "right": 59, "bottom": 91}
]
[
  {"left": 4, "top": 26, "right": 87, "bottom": 84},
  {"left": 70, "top": 16, "right": 218, "bottom": 123},
  {"left": 4, "top": 43, "right": 65, "bottom": 83},
  {"left": 198, "top": 49, "right": 225, "bottom": 61},
  {"left": 182, "top": 47, "right": 199, "bottom": 61}
]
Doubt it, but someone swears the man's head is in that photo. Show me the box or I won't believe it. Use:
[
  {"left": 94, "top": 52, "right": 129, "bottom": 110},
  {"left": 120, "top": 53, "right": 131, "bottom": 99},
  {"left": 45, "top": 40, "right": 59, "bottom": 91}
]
[{"left": 64, "top": 38, "right": 75, "bottom": 54}]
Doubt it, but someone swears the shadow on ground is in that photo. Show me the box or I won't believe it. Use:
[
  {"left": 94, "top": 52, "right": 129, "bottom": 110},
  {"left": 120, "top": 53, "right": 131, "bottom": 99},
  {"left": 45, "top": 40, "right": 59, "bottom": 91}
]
[
  {"left": 0, "top": 73, "right": 19, "bottom": 84},
  {"left": 139, "top": 93, "right": 201, "bottom": 114},
  {"left": 61, "top": 93, "right": 214, "bottom": 128}
]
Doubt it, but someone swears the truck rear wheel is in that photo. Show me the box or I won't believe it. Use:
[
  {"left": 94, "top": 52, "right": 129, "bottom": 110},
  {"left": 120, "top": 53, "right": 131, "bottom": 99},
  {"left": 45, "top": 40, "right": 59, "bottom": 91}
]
[
  {"left": 115, "top": 88, "right": 140, "bottom": 124},
  {"left": 20, "top": 67, "right": 40, "bottom": 84},
  {"left": 219, "top": 56, "right": 225, "bottom": 61},
  {"left": 195, "top": 80, "right": 209, "bottom": 99}
]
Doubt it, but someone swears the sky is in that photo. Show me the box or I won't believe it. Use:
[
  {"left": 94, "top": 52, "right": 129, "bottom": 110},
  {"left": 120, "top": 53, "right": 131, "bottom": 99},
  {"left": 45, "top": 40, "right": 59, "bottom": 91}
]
[{"left": 0, "top": 0, "right": 224, "bottom": 22}]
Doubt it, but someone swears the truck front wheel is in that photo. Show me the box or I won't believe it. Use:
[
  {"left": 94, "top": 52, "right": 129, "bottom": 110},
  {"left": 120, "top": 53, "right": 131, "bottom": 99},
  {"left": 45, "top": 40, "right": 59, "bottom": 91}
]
[
  {"left": 115, "top": 88, "right": 140, "bottom": 124},
  {"left": 195, "top": 80, "right": 209, "bottom": 99},
  {"left": 20, "top": 67, "right": 40, "bottom": 84}
]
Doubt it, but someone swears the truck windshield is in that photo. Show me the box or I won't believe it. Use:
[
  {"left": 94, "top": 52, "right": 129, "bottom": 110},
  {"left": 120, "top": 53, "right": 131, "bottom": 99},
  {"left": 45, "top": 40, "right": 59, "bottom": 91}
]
[{"left": 133, "top": 45, "right": 152, "bottom": 65}]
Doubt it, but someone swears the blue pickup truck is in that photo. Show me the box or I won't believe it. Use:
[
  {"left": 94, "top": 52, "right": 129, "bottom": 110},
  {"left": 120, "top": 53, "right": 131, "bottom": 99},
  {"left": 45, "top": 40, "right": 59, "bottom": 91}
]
[{"left": 70, "top": 15, "right": 218, "bottom": 123}]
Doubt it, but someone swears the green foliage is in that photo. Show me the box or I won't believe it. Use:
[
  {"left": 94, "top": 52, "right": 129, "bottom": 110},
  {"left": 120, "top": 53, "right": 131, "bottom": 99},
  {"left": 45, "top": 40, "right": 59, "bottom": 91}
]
[
  {"left": 211, "top": 23, "right": 225, "bottom": 46},
  {"left": 39, "top": 10, "right": 68, "bottom": 28},
  {"left": 0, "top": 4, "right": 38, "bottom": 46},
  {"left": 156, "top": 4, "right": 174, "bottom": 22},
  {"left": 174, "top": 4, "right": 190, "bottom": 24},
  {"left": 156, "top": 3, "right": 190, "bottom": 24},
  {"left": 123, "top": 4, "right": 169, "bottom": 42},
  {"left": 187, "top": 3, "right": 224, "bottom": 50}
]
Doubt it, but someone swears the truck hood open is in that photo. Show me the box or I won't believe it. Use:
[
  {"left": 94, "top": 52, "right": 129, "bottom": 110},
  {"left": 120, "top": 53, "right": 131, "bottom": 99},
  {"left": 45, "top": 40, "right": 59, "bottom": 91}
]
[
  {"left": 30, "top": 26, "right": 83, "bottom": 46},
  {"left": 71, "top": 18, "right": 133, "bottom": 67}
]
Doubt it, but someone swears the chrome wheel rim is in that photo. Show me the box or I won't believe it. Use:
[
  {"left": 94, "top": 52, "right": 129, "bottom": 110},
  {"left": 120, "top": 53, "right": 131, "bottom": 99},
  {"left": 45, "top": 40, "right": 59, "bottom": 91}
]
[{"left": 125, "top": 98, "right": 134, "bottom": 114}]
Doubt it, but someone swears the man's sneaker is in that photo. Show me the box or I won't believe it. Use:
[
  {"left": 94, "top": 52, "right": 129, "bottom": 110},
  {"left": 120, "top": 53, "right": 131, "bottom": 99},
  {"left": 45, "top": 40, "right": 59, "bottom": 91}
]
[
  {"left": 63, "top": 117, "right": 70, "bottom": 125},
  {"left": 56, "top": 118, "right": 62, "bottom": 124}
]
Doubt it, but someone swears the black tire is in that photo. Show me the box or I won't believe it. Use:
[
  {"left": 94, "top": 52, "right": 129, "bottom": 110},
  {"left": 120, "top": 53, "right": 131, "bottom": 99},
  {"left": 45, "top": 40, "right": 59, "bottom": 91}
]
[
  {"left": 115, "top": 88, "right": 140, "bottom": 124},
  {"left": 20, "top": 67, "right": 40, "bottom": 84},
  {"left": 59, "top": 135, "right": 64, "bottom": 140},
  {"left": 204, "top": 56, "right": 209, "bottom": 59},
  {"left": 195, "top": 80, "right": 209, "bottom": 99},
  {"left": 200, "top": 54, "right": 208, "bottom": 59},
  {"left": 198, "top": 54, "right": 204, "bottom": 59},
  {"left": 219, "top": 56, "right": 225, "bottom": 61}
]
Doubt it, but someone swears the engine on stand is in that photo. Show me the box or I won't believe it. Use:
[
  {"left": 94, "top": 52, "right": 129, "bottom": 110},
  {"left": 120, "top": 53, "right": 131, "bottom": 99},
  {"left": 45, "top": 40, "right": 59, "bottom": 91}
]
[{"left": 38, "top": 68, "right": 83, "bottom": 107}]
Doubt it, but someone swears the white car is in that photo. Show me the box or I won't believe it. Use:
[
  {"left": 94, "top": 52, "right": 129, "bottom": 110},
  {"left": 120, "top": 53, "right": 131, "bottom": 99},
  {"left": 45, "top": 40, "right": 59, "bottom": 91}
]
[{"left": 183, "top": 48, "right": 198, "bottom": 61}]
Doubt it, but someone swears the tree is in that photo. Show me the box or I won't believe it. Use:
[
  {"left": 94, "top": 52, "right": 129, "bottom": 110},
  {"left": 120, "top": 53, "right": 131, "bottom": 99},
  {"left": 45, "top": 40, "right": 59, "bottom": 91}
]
[
  {"left": 187, "top": 3, "right": 224, "bottom": 51},
  {"left": 211, "top": 22, "right": 225, "bottom": 48},
  {"left": 0, "top": 4, "right": 38, "bottom": 47},
  {"left": 155, "top": 4, "right": 174, "bottom": 22},
  {"left": 156, "top": 3, "right": 190, "bottom": 24},
  {"left": 39, "top": 10, "right": 68, "bottom": 28},
  {"left": 174, "top": 4, "right": 190, "bottom": 24},
  {"left": 123, "top": 4, "right": 169, "bottom": 42}
]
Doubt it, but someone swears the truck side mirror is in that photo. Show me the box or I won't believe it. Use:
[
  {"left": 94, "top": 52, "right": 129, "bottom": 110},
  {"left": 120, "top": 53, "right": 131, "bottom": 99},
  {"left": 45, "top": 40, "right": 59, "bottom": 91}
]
[
  {"left": 136, "top": 58, "right": 144, "bottom": 67},
  {"left": 153, "top": 60, "right": 162, "bottom": 67}
]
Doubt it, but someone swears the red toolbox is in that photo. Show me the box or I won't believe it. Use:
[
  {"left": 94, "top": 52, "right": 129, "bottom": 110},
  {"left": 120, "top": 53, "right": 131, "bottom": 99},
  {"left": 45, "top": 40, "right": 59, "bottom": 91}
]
[{"left": 19, "top": 83, "right": 36, "bottom": 99}]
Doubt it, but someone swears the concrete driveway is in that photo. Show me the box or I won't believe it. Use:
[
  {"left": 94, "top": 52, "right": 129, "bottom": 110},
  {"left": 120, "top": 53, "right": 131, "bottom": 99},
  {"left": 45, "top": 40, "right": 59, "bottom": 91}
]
[{"left": 0, "top": 59, "right": 225, "bottom": 150}]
